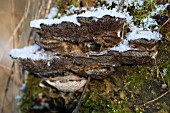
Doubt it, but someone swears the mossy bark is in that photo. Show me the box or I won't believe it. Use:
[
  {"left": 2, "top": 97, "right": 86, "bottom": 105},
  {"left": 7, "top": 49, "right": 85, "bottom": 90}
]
[
  {"left": 19, "top": 40, "right": 170, "bottom": 113},
  {"left": 19, "top": 1, "right": 170, "bottom": 113}
]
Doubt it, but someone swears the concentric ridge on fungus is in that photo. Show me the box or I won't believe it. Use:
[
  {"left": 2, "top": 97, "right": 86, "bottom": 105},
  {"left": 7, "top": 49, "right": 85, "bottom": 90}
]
[
  {"left": 10, "top": 15, "right": 159, "bottom": 81},
  {"left": 35, "top": 15, "right": 128, "bottom": 53}
]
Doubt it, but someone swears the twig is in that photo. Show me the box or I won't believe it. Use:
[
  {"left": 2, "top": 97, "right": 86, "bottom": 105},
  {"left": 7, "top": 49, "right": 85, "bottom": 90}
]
[
  {"left": 0, "top": 64, "right": 11, "bottom": 71},
  {"left": 159, "top": 18, "right": 170, "bottom": 31},
  {"left": 125, "top": 0, "right": 129, "bottom": 11},
  {"left": 45, "top": 0, "right": 52, "bottom": 17},
  {"left": 142, "top": 90, "right": 170, "bottom": 106},
  {"left": 154, "top": 58, "right": 165, "bottom": 84},
  {"left": 0, "top": 63, "right": 22, "bottom": 87},
  {"left": 27, "top": 0, "right": 42, "bottom": 45},
  {"left": 37, "top": 0, "right": 46, "bottom": 18},
  {"left": 0, "top": 0, "right": 30, "bottom": 62},
  {"left": 0, "top": 62, "right": 22, "bottom": 113},
  {"left": 72, "top": 76, "right": 91, "bottom": 113},
  {"left": 0, "top": 1, "right": 31, "bottom": 112},
  {"left": 34, "top": 0, "right": 42, "bottom": 19},
  {"left": 27, "top": 0, "right": 47, "bottom": 45},
  {"left": 117, "top": 0, "right": 125, "bottom": 12},
  {"left": 134, "top": 56, "right": 170, "bottom": 107},
  {"left": 121, "top": 22, "right": 126, "bottom": 40},
  {"left": 10, "top": 0, "right": 18, "bottom": 48},
  {"left": 17, "top": 0, "right": 31, "bottom": 47},
  {"left": 0, "top": 62, "right": 14, "bottom": 113},
  {"left": 0, "top": 10, "right": 23, "bottom": 16}
]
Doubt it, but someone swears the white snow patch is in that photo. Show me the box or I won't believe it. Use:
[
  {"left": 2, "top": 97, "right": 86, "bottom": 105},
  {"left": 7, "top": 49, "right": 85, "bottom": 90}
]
[
  {"left": 66, "top": 6, "right": 87, "bottom": 14},
  {"left": 108, "top": 0, "right": 144, "bottom": 7},
  {"left": 126, "top": 29, "right": 161, "bottom": 41},
  {"left": 67, "top": 6, "right": 79, "bottom": 14},
  {"left": 140, "top": 17, "right": 158, "bottom": 30},
  {"left": 30, "top": 7, "right": 130, "bottom": 28},
  {"left": 162, "top": 68, "right": 167, "bottom": 77},
  {"left": 110, "top": 28, "right": 161, "bottom": 52},
  {"left": 151, "top": 3, "right": 170, "bottom": 16},
  {"left": 30, "top": 1, "right": 169, "bottom": 29},
  {"left": 30, "top": 15, "right": 79, "bottom": 28},
  {"left": 133, "top": 0, "right": 144, "bottom": 8},
  {"left": 15, "top": 95, "right": 23, "bottom": 100},
  {"left": 30, "top": 1, "right": 166, "bottom": 53},
  {"left": 20, "top": 83, "right": 26, "bottom": 90},
  {"left": 139, "top": 3, "right": 169, "bottom": 30},
  {"left": 87, "top": 50, "right": 108, "bottom": 56},
  {"left": 110, "top": 42, "right": 132, "bottom": 52},
  {"left": 9, "top": 45, "right": 60, "bottom": 60},
  {"left": 104, "top": 0, "right": 117, "bottom": 5},
  {"left": 47, "top": 7, "right": 58, "bottom": 19},
  {"left": 96, "top": 50, "right": 108, "bottom": 55}
]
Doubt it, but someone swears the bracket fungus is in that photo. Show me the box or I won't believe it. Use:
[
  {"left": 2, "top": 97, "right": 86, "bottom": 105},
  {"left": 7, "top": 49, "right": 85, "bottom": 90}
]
[
  {"left": 45, "top": 75, "right": 87, "bottom": 92},
  {"left": 10, "top": 14, "right": 160, "bottom": 92}
]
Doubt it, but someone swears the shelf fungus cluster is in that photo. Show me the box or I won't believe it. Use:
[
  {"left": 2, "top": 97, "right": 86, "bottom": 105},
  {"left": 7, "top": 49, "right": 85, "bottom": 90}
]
[{"left": 10, "top": 15, "right": 159, "bottom": 92}]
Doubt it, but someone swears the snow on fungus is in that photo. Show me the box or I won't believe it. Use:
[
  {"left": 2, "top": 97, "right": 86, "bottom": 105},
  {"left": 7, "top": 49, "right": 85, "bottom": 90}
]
[
  {"left": 30, "top": 1, "right": 165, "bottom": 52},
  {"left": 110, "top": 43, "right": 132, "bottom": 52},
  {"left": 9, "top": 44, "right": 59, "bottom": 60},
  {"left": 110, "top": 29, "right": 161, "bottom": 52},
  {"left": 126, "top": 29, "right": 162, "bottom": 41},
  {"left": 30, "top": 7, "right": 128, "bottom": 28}
]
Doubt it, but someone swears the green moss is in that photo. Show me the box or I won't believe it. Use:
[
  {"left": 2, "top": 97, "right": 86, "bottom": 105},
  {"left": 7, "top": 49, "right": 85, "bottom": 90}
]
[
  {"left": 80, "top": 90, "right": 130, "bottom": 113},
  {"left": 124, "top": 65, "right": 155, "bottom": 91},
  {"left": 158, "top": 58, "right": 170, "bottom": 87},
  {"left": 166, "top": 32, "right": 170, "bottom": 40},
  {"left": 76, "top": 79, "right": 131, "bottom": 113},
  {"left": 55, "top": 0, "right": 82, "bottom": 18},
  {"left": 19, "top": 76, "right": 43, "bottom": 113},
  {"left": 77, "top": 44, "right": 170, "bottom": 112},
  {"left": 19, "top": 40, "right": 170, "bottom": 113},
  {"left": 129, "top": 0, "right": 157, "bottom": 26},
  {"left": 157, "top": 41, "right": 170, "bottom": 87}
]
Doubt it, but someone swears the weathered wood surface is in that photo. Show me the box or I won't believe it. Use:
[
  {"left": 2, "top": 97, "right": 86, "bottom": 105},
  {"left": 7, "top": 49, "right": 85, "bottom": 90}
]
[{"left": 10, "top": 15, "right": 159, "bottom": 79}]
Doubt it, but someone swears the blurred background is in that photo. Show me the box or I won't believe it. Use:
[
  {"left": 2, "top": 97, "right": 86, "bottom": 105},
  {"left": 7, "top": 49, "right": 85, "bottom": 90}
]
[{"left": 0, "top": 0, "right": 56, "bottom": 112}]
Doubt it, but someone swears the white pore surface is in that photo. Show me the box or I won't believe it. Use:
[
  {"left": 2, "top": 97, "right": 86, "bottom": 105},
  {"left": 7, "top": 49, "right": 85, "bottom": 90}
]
[{"left": 46, "top": 76, "right": 87, "bottom": 92}]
